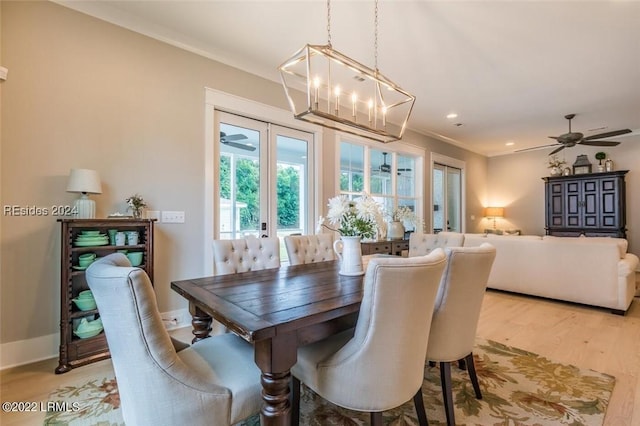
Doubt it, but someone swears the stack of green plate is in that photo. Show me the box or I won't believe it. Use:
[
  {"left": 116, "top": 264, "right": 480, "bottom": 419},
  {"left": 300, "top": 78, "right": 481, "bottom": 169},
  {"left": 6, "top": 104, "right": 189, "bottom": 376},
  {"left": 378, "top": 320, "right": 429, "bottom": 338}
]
[{"left": 74, "top": 230, "right": 109, "bottom": 247}]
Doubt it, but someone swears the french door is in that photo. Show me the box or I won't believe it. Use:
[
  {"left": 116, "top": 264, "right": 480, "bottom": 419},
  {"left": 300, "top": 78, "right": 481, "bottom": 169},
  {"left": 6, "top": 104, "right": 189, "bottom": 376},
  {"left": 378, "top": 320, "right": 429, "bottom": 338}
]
[
  {"left": 432, "top": 163, "right": 462, "bottom": 233},
  {"left": 215, "top": 111, "right": 314, "bottom": 260}
]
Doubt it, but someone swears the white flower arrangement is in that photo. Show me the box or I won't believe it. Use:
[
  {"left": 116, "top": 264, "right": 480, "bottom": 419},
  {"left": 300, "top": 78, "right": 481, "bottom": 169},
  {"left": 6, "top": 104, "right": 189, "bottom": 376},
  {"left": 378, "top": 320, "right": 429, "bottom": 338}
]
[
  {"left": 388, "top": 205, "right": 420, "bottom": 230},
  {"left": 318, "top": 193, "right": 384, "bottom": 240}
]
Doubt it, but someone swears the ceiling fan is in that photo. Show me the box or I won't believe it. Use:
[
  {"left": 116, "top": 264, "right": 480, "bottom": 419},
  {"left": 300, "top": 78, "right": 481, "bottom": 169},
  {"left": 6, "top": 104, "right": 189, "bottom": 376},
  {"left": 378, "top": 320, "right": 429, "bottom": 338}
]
[
  {"left": 372, "top": 153, "right": 413, "bottom": 174},
  {"left": 517, "top": 114, "right": 631, "bottom": 155},
  {"left": 220, "top": 131, "right": 255, "bottom": 151}
]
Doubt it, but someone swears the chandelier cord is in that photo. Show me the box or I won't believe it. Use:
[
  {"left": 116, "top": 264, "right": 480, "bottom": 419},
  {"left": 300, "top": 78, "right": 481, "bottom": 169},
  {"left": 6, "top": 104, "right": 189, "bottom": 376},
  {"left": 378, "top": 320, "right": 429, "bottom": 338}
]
[
  {"left": 326, "top": 0, "right": 332, "bottom": 46},
  {"left": 374, "top": 0, "right": 379, "bottom": 71}
]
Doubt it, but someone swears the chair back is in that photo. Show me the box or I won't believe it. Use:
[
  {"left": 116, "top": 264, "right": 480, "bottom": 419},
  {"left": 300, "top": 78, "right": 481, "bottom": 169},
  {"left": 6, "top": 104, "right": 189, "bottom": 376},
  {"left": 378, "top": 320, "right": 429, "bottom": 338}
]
[
  {"left": 408, "top": 231, "right": 465, "bottom": 257},
  {"left": 284, "top": 234, "right": 335, "bottom": 265},
  {"left": 313, "top": 249, "right": 447, "bottom": 410},
  {"left": 212, "top": 236, "right": 280, "bottom": 275},
  {"left": 427, "top": 243, "right": 496, "bottom": 361},
  {"left": 85, "top": 254, "right": 232, "bottom": 425}
]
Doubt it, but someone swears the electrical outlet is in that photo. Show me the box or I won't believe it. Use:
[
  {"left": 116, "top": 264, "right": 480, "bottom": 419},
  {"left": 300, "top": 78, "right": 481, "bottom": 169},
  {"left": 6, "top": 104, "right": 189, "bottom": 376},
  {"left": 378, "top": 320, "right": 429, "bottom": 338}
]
[{"left": 162, "top": 210, "right": 185, "bottom": 223}]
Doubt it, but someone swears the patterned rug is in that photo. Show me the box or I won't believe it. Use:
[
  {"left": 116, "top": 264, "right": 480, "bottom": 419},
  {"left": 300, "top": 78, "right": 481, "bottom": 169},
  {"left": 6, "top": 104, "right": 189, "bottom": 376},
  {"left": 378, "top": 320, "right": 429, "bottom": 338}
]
[{"left": 44, "top": 339, "right": 615, "bottom": 426}]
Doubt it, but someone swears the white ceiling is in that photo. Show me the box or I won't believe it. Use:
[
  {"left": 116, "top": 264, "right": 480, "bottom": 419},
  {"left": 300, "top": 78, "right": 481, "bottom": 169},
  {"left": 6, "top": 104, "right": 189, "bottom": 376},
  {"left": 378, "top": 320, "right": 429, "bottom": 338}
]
[{"left": 56, "top": 0, "right": 640, "bottom": 156}]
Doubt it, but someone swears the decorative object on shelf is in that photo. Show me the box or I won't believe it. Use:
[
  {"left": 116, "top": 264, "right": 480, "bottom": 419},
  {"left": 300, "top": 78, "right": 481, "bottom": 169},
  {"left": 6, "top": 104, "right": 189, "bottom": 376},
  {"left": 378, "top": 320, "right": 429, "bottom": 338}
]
[
  {"left": 66, "top": 169, "right": 102, "bottom": 219},
  {"left": 333, "top": 236, "right": 364, "bottom": 276},
  {"left": 572, "top": 154, "right": 592, "bottom": 175},
  {"left": 595, "top": 152, "right": 606, "bottom": 172},
  {"left": 387, "top": 221, "right": 405, "bottom": 240},
  {"left": 279, "top": 0, "right": 415, "bottom": 143},
  {"left": 484, "top": 207, "right": 505, "bottom": 231},
  {"left": 563, "top": 167, "right": 572, "bottom": 176},
  {"left": 605, "top": 158, "right": 613, "bottom": 172},
  {"left": 126, "top": 194, "right": 147, "bottom": 219},
  {"left": 547, "top": 155, "right": 566, "bottom": 176},
  {"left": 388, "top": 205, "right": 420, "bottom": 231}
]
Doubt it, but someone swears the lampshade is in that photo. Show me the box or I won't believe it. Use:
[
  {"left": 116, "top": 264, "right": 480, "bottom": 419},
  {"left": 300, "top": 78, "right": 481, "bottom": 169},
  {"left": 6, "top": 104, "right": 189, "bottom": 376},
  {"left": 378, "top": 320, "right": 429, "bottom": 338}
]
[
  {"left": 66, "top": 169, "right": 102, "bottom": 219},
  {"left": 66, "top": 169, "right": 102, "bottom": 194},
  {"left": 484, "top": 207, "right": 505, "bottom": 218}
]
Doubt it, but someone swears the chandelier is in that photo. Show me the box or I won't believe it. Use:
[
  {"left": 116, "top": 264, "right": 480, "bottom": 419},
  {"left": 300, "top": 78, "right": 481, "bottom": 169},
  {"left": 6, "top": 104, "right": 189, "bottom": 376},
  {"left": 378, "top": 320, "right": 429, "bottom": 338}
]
[{"left": 279, "top": 0, "right": 415, "bottom": 143}]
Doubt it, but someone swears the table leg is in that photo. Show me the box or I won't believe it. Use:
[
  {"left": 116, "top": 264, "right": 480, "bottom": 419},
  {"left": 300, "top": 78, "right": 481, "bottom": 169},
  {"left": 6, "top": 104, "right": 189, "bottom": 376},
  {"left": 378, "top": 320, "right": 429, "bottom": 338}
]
[
  {"left": 189, "top": 303, "right": 212, "bottom": 343},
  {"left": 254, "top": 333, "right": 298, "bottom": 426}
]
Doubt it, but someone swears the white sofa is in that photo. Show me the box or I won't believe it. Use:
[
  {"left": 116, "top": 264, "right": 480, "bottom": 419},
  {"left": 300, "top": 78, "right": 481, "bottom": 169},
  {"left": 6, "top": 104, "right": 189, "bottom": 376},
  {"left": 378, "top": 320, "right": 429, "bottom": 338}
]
[{"left": 409, "top": 232, "right": 639, "bottom": 314}]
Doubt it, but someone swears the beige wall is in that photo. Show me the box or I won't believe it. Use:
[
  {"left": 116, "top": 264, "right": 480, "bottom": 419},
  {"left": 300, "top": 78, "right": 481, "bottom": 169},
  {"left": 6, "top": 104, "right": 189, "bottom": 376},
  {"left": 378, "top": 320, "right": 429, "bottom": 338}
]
[
  {"left": 487, "top": 142, "right": 640, "bottom": 256},
  {"left": 1, "top": 1, "right": 487, "bottom": 346}
]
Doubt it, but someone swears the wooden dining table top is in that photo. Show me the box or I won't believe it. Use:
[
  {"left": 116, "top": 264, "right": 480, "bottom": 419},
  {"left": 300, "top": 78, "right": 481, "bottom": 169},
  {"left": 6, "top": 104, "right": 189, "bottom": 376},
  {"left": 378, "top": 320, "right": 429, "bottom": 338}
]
[{"left": 170, "top": 259, "right": 365, "bottom": 345}]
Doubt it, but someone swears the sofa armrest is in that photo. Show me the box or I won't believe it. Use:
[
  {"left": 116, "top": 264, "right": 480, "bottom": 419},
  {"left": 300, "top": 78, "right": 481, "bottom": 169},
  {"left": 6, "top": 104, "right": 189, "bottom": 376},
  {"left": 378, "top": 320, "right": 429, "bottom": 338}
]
[{"left": 618, "top": 253, "right": 640, "bottom": 277}]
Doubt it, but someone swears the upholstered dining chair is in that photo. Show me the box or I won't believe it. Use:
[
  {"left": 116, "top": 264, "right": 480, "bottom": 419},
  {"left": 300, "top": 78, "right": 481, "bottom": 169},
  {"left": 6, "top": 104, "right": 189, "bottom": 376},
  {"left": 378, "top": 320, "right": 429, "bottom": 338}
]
[
  {"left": 85, "top": 254, "right": 263, "bottom": 426},
  {"left": 408, "top": 231, "right": 465, "bottom": 257},
  {"left": 291, "top": 250, "right": 448, "bottom": 426},
  {"left": 284, "top": 234, "right": 336, "bottom": 265},
  {"left": 426, "top": 243, "right": 496, "bottom": 426},
  {"left": 212, "top": 236, "right": 280, "bottom": 275}
]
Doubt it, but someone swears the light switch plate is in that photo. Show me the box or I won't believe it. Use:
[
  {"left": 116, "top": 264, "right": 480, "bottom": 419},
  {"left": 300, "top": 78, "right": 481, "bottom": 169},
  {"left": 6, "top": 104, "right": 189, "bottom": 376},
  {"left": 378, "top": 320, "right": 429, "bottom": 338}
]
[{"left": 162, "top": 211, "right": 185, "bottom": 223}]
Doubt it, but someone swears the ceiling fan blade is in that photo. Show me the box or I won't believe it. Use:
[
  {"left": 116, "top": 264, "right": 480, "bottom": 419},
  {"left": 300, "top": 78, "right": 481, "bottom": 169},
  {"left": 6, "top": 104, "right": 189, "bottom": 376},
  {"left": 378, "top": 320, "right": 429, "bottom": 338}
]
[
  {"left": 222, "top": 134, "right": 248, "bottom": 141},
  {"left": 578, "top": 140, "right": 621, "bottom": 147},
  {"left": 548, "top": 136, "right": 560, "bottom": 140},
  {"left": 549, "top": 145, "right": 566, "bottom": 155},
  {"left": 514, "top": 143, "right": 558, "bottom": 153},
  {"left": 583, "top": 129, "right": 631, "bottom": 140},
  {"left": 222, "top": 141, "right": 256, "bottom": 151}
]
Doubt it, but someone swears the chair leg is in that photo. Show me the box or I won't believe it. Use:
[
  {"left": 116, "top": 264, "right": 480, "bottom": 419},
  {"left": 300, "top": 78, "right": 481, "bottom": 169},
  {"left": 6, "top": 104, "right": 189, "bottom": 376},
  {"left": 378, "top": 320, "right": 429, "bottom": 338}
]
[
  {"left": 291, "top": 376, "right": 301, "bottom": 426},
  {"left": 413, "top": 388, "right": 429, "bottom": 426},
  {"left": 371, "top": 411, "right": 383, "bottom": 426},
  {"left": 440, "top": 361, "right": 455, "bottom": 426},
  {"left": 457, "top": 358, "right": 466, "bottom": 370},
  {"left": 465, "top": 352, "right": 482, "bottom": 400}
]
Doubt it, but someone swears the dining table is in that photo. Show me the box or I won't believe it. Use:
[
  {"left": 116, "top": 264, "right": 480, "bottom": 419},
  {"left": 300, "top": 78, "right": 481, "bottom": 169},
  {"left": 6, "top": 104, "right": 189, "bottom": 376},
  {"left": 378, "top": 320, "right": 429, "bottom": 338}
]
[{"left": 170, "top": 259, "right": 366, "bottom": 426}]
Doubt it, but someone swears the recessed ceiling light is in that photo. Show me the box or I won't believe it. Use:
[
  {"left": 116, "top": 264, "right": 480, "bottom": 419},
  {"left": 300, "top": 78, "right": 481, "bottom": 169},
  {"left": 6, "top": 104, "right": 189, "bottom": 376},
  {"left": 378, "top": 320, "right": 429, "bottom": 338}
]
[
  {"left": 505, "top": 141, "right": 515, "bottom": 146},
  {"left": 446, "top": 113, "right": 458, "bottom": 119}
]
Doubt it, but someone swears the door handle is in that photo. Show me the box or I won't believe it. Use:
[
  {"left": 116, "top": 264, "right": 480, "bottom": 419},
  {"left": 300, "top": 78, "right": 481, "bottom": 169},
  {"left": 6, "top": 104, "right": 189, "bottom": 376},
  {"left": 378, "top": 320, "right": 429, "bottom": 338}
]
[{"left": 261, "top": 234, "right": 269, "bottom": 238}]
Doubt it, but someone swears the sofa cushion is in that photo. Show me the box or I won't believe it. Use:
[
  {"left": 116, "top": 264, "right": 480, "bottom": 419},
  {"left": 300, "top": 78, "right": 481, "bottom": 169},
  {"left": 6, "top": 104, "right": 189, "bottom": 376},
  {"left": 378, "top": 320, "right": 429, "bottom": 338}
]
[{"left": 542, "top": 235, "right": 628, "bottom": 259}]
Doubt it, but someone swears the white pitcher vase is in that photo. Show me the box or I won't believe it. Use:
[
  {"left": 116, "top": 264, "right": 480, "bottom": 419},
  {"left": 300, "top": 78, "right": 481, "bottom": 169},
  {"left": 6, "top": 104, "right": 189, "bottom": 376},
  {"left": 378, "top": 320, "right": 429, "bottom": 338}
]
[{"left": 333, "top": 236, "right": 364, "bottom": 276}]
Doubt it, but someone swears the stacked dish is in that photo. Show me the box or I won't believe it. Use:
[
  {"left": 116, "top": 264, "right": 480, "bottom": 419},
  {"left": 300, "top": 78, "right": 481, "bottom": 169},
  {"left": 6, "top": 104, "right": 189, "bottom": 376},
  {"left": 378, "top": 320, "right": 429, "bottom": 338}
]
[
  {"left": 73, "top": 317, "right": 103, "bottom": 339},
  {"left": 74, "top": 230, "right": 109, "bottom": 247},
  {"left": 72, "top": 290, "right": 97, "bottom": 311}
]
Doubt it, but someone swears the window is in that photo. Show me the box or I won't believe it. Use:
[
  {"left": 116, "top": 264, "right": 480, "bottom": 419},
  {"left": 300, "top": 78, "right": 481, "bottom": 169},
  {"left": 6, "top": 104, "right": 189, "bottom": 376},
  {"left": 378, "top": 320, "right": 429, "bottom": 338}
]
[{"left": 339, "top": 140, "right": 423, "bottom": 230}]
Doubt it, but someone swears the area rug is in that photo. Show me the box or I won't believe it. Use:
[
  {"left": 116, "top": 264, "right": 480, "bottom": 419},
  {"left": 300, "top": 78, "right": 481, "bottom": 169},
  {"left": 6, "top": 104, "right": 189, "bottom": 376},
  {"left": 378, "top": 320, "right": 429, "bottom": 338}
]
[{"left": 44, "top": 339, "right": 615, "bottom": 426}]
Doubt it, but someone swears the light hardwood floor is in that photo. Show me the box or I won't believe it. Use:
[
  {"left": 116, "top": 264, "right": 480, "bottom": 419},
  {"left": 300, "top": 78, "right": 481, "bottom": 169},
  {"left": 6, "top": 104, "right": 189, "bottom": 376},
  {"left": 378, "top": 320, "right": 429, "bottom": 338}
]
[{"left": 2, "top": 291, "right": 639, "bottom": 425}]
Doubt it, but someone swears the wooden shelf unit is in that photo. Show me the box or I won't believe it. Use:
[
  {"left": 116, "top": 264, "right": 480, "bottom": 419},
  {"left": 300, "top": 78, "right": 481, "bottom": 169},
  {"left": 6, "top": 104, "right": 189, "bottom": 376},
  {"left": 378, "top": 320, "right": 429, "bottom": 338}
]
[{"left": 55, "top": 218, "right": 155, "bottom": 374}]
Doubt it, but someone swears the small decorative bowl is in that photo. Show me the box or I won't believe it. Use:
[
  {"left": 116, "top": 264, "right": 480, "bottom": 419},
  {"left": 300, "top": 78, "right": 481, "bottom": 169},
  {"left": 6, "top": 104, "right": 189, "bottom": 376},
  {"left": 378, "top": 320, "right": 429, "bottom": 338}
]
[
  {"left": 78, "top": 290, "right": 94, "bottom": 299},
  {"left": 73, "top": 327, "right": 103, "bottom": 339},
  {"left": 72, "top": 297, "right": 97, "bottom": 311},
  {"left": 126, "top": 252, "right": 143, "bottom": 266},
  {"left": 81, "top": 230, "right": 101, "bottom": 236}
]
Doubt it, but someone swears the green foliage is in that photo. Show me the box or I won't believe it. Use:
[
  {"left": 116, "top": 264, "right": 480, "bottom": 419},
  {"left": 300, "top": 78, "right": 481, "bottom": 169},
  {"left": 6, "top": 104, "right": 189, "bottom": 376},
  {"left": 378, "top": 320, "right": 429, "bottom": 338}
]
[
  {"left": 219, "top": 155, "right": 302, "bottom": 232},
  {"left": 277, "top": 165, "right": 300, "bottom": 228}
]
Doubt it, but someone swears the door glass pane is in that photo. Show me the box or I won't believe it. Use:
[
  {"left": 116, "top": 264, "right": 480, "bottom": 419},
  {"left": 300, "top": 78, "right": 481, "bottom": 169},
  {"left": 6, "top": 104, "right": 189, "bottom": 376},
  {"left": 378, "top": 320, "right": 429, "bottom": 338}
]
[
  {"left": 432, "top": 166, "right": 445, "bottom": 233},
  {"left": 219, "top": 122, "right": 260, "bottom": 239},
  {"left": 340, "top": 142, "right": 364, "bottom": 193},
  {"left": 446, "top": 167, "right": 461, "bottom": 232},
  {"left": 276, "top": 133, "right": 309, "bottom": 262}
]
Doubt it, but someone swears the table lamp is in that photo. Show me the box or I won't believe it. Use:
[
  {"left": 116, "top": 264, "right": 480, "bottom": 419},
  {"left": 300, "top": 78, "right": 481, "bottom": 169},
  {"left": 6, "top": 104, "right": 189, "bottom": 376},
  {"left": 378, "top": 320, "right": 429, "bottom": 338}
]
[
  {"left": 484, "top": 207, "right": 505, "bottom": 231},
  {"left": 66, "top": 169, "right": 102, "bottom": 218}
]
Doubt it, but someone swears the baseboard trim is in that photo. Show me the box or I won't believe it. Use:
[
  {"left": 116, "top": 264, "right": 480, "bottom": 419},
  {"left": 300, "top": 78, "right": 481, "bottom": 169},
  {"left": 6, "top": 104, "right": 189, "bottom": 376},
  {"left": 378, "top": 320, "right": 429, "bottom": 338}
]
[{"left": 0, "top": 308, "right": 191, "bottom": 370}]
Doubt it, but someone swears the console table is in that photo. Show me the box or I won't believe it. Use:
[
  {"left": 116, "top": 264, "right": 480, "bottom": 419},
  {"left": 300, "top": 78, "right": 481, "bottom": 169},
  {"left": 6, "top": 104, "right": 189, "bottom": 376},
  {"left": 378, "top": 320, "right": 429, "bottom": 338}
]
[{"left": 361, "top": 239, "right": 409, "bottom": 256}]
